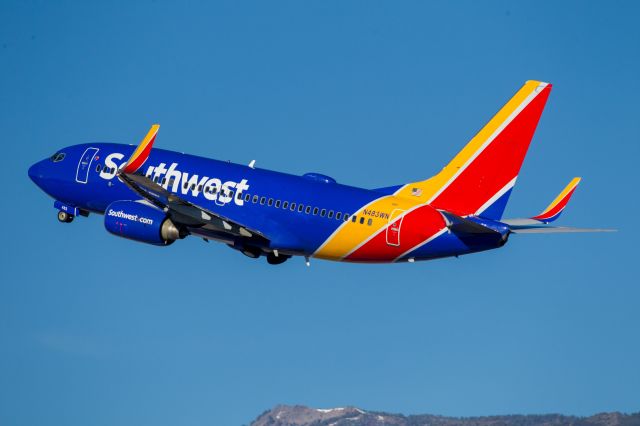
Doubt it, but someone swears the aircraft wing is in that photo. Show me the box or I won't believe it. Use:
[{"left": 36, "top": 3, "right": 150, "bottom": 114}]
[
  {"left": 117, "top": 125, "right": 270, "bottom": 245},
  {"left": 119, "top": 171, "right": 268, "bottom": 239}
]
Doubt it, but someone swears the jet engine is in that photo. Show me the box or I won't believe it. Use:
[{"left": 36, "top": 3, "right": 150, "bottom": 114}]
[{"left": 104, "top": 200, "right": 181, "bottom": 246}]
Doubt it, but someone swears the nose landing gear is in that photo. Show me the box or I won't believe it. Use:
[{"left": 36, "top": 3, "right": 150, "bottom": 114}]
[{"left": 53, "top": 201, "right": 87, "bottom": 224}]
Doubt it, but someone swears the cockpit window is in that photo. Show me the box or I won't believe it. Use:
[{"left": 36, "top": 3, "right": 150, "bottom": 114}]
[{"left": 50, "top": 152, "right": 66, "bottom": 162}]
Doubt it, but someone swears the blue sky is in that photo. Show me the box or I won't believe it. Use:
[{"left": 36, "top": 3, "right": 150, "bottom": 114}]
[{"left": 1, "top": 1, "right": 638, "bottom": 425}]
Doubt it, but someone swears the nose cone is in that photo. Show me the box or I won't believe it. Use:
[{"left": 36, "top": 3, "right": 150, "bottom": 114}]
[
  {"left": 28, "top": 159, "right": 58, "bottom": 197},
  {"left": 28, "top": 160, "right": 46, "bottom": 188}
]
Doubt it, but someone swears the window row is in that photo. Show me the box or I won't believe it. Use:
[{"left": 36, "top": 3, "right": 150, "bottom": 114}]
[{"left": 243, "top": 193, "right": 374, "bottom": 226}]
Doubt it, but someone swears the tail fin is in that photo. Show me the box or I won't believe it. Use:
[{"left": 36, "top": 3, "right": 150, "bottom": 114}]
[{"left": 396, "top": 80, "right": 552, "bottom": 220}]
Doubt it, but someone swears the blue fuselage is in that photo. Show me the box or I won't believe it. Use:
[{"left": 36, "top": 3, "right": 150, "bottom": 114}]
[{"left": 28, "top": 143, "right": 507, "bottom": 262}]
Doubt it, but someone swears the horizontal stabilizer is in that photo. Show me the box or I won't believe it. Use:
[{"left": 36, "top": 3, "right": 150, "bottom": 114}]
[
  {"left": 510, "top": 226, "right": 615, "bottom": 234},
  {"left": 502, "top": 177, "right": 582, "bottom": 227}
]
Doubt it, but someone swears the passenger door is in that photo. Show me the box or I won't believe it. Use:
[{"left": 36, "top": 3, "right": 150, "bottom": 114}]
[{"left": 75, "top": 147, "right": 99, "bottom": 183}]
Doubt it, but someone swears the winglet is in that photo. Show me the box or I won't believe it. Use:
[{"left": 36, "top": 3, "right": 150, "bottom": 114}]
[
  {"left": 121, "top": 124, "right": 160, "bottom": 174},
  {"left": 531, "top": 177, "right": 581, "bottom": 223}
]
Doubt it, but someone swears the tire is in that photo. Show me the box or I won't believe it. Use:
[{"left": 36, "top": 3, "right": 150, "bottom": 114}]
[
  {"left": 57, "top": 211, "right": 73, "bottom": 223},
  {"left": 266, "top": 253, "right": 290, "bottom": 265}
]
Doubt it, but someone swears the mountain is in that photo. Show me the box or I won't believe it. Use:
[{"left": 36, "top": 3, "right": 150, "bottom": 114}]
[{"left": 249, "top": 405, "right": 640, "bottom": 426}]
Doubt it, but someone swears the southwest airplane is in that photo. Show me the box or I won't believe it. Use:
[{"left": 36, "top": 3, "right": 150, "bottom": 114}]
[{"left": 28, "top": 81, "right": 609, "bottom": 265}]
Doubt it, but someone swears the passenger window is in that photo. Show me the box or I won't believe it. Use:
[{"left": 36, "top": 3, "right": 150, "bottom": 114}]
[
  {"left": 191, "top": 184, "right": 196, "bottom": 190},
  {"left": 275, "top": 200, "right": 281, "bottom": 208},
  {"left": 260, "top": 197, "right": 266, "bottom": 205},
  {"left": 367, "top": 218, "right": 373, "bottom": 226},
  {"left": 352, "top": 215, "right": 357, "bottom": 223},
  {"left": 162, "top": 178, "right": 166, "bottom": 185},
  {"left": 305, "top": 206, "right": 311, "bottom": 214},
  {"left": 344, "top": 213, "right": 350, "bottom": 221},
  {"left": 245, "top": 193, "right": 251, "bottom": 202},
  {"left": 198, "top": 184, "right": 203, "bottom": 191},
  {"left": 313, "top": 207, "right": 319, "bottom": 215},
  {"left": 298, "top": 204, "right": 304, "bottom": 212},
  {"left": 360, "top": 217, "right": 365, "bottom": 224},
  {"left": 252, "top": 195, "right": 259, "bottom": 203},
  {"left": 336, "top": 212, "right": 342, "bottom": 220},
  {"left": 290, "top": 203, "right": 296, "bottom": 211},
  {"left": 328, "top": 210, "right": 334, "bottom": 218},
  {"left": 268, "top": 198, "right": 274, "bottom": 206},
  {"left": 320, "top": 209, "right": 326, "bottom": 217},
  {"left": 283, "top": 201, "right": 289, "bottom": 209},
  {"left": 183, "top": 182, "right": 188, "bottom": 190},
  {"left": 95, "top": 164, "right": 102, "bottom": 172},
  {"left": 229, "top": 190, "right": 234, "bottom": 198}
]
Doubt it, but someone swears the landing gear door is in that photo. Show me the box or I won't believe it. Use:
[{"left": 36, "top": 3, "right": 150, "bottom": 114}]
[
  {"left": 386, "top": 209, "right": 405, "bottom": 247},
  {"left": 76, "top": 147, "right": 99, "bottom": 184}
]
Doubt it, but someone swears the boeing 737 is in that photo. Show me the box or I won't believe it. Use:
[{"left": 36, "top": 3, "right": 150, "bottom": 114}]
[{"left": 28, "top": 81, "right": 609, "bottom": 265}]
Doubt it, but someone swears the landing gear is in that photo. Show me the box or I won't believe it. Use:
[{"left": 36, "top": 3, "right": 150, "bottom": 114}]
[
  {"left": 266, "top": 252, "right": 290, "bottom": 265},
  {"left": 240, "top": 246, "right": 262, "bottom": 259},
  {"left": 57, "top": 210, "right": 74, "bottom": 223}
]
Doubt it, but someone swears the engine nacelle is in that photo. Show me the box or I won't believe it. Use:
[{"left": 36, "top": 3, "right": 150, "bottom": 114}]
[{"left": 104, "top": 200, "right": 180, "bottom": 246}]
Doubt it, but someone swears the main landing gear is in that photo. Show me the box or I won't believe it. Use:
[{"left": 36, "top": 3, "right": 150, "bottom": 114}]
[
  {"left": 266, "top": 251, "right": 291, "bottom": 265},
  {"left": 57, "top": 210, "right": 74, "bottom": 223}
]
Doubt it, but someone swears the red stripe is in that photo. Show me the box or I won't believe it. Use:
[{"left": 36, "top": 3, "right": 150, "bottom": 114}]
[
  {"left": 430, "top": 86, "right": 551, "bottom": 217},
  {"left": 532, "top": 187, "right": 577, "bottom": 221},
  {"left": 346, "top": 205, "right": 445, "bottom": 262}
]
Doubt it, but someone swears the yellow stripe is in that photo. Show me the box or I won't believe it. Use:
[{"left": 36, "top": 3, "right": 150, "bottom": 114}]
[
  {"left": 314, "top": 195, "right": 418, "bottom": 260},
  {"left": 395, "top": 81, "right": 542, "bottom": 202},
  {"left": 539, "top": 177, "right": 581, "bottom": 215},
  {"left": 129, "top": 124, "right": 160, "bottom": 164}
]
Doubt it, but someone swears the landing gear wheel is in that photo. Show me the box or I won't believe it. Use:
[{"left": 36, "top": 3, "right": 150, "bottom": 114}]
[
  {"left": 266, "top": 252, "right": 290, "bottom": 265},
  {"left": 57, "top": 211, "right": 74, "bottom": 223},
  {"left": 241, "top": 246, "right": 261, "bottom": 259}
]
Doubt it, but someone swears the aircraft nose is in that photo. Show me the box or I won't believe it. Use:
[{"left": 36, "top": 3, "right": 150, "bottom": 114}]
[{"left": 28, "top": 160, "right": 47, "bottom": 188}]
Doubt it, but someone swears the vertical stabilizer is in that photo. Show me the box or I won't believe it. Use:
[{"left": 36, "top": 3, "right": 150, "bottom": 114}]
[{"left": 396, "top": 81, "right": 552, "bottom": 220}]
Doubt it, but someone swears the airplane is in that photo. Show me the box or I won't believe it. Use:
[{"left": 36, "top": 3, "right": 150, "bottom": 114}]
[{"left": 28, "top": 80, "right": 611, "bottom": 265}]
